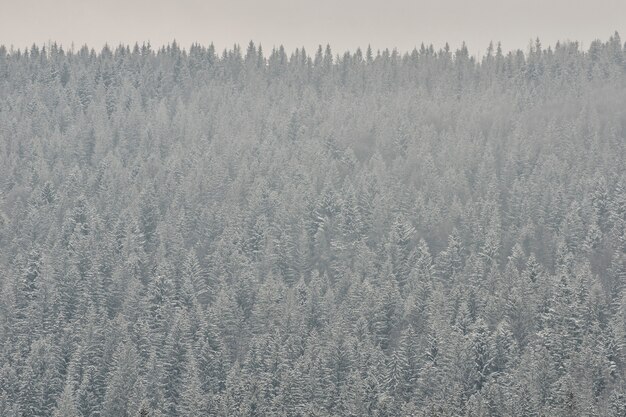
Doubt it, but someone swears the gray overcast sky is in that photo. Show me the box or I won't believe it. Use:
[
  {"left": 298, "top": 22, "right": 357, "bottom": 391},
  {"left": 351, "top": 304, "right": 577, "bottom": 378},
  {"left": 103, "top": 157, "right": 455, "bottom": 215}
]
[{"left": 1, "top": 0, "right": 625, "bottom": 55}]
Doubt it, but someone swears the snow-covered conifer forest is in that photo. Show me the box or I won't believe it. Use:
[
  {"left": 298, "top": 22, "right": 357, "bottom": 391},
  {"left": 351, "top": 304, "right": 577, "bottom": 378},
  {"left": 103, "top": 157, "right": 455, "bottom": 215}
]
[{"left": 1, "top": 35, "right": 626, "bottom": 416}]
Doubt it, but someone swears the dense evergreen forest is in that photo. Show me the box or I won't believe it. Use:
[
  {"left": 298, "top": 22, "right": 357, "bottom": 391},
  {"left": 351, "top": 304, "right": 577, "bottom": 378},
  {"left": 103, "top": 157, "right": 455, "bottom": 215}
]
[{"left": 1, "top": 34, "right": 626, "bottom": 416}]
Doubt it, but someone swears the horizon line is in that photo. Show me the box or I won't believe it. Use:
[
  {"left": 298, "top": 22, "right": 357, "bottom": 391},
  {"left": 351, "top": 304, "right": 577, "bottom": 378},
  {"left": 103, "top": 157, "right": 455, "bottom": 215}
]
[{"left": 1, "top": 31, "right": 623, "bottom": 60}]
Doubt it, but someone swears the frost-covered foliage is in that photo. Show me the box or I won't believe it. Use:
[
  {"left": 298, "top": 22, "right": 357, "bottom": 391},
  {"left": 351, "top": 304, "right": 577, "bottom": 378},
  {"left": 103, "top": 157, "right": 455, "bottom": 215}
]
[{"left": 1, "top": 35, "right": 626, "bottom": 416}]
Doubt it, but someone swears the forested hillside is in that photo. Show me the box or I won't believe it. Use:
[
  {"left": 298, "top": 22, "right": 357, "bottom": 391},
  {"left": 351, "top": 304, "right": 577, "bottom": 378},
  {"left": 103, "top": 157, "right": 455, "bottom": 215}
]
[{"left": 1, "top": 34, "right": 626, "bottom": 416}]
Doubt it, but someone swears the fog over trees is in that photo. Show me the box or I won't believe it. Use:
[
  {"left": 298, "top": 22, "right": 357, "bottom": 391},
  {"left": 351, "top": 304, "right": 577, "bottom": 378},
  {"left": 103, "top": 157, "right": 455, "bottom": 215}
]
[{"left": 0, "top": 34, "right": 625, "bottom": 416}]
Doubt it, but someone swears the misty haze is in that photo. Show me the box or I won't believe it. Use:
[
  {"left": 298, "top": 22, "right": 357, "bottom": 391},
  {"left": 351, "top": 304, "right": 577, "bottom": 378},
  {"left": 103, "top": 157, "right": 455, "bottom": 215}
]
[{"left": 0, "top": 16, "right": 626, "bottom": 417}]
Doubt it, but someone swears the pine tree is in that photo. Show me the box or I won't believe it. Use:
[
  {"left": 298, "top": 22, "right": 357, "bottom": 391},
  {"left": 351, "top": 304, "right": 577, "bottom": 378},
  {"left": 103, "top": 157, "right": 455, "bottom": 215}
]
[
  {"left": 435, "top": 229, "right": 464, "bottom": 283},
  {"left": 178, "top": 351, "right": 208, "bottom": 417},
  {"left": 102, "top": 341, "right": 140, "bottom": 417},
  {"left": 52, "top": 379, "right": 79, "bottom": 417}
]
